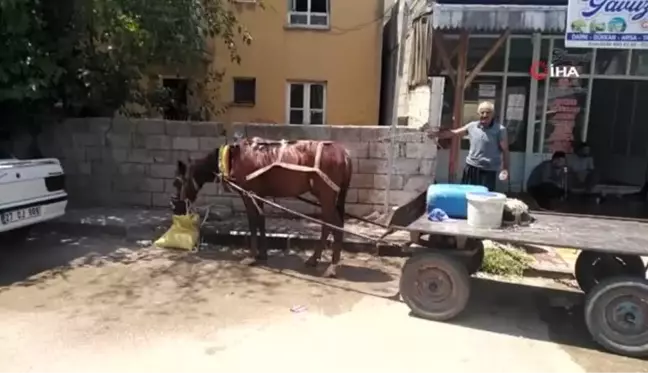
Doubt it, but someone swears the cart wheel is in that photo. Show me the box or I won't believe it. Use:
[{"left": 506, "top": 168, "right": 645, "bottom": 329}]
[
  {"left": 575, "top": 251, "right": 646, "bottom": 294},
  {"left": 585, "top": 276, "right": 648, "bottom": 358},
  {"left": 464, "top": 240, "right": 485, "bottom": 275},
  {"left": 399, "top": 253, "right": 471, "bottom": 321}
]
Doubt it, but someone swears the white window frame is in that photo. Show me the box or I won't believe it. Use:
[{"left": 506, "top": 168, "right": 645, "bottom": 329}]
[
  {"left": 287, "top": 0, "right": 330, "bottom": 29},
  {"left": 286, "top": 82, "right": 327, "bottom": 125}
]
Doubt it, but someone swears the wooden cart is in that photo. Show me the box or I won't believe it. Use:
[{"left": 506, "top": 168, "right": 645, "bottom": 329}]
[{"left": 385, "top": 191, "right": 648, "bottom": 358}]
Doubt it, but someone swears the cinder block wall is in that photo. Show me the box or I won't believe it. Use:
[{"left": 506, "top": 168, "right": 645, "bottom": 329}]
[{"left": 39, "top": 118, "right": 437, "bottom": 217}]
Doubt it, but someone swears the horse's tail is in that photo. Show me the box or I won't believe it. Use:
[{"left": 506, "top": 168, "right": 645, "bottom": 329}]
[{"left": 336, "top": 148, "right": 353, "bottom": 223}]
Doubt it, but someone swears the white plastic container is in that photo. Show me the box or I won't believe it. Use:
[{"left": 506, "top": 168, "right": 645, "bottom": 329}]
[{"left": 466, "top": 192, "right": 507, "bottom": 229}]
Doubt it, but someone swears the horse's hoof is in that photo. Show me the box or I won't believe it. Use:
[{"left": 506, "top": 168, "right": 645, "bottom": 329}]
[
  {"left": 304, "top": 257, "right": 318, "bottom": 268},
  {"left": 322, "top": 265, "right": 337, "bottom": 278},
  {"left": 240, "top": 257, "right": 264, "bottom": 266}
]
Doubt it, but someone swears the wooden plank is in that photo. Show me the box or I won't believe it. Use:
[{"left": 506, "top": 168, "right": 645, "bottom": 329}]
[
  {"left": 449, "top": 31, "right": 468, "bottom": 182},
  {"left": 403, "top": 211, "right": 648, "bottom": 256},
  {"left": 464, "top": 30, "right": 510, "bottom": 90},
  {"left": 433, "top": 31, "right": 456, "bottom": 86}
]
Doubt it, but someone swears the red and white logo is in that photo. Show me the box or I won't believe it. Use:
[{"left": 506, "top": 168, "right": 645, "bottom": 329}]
[{"left": 530, "top": 60, "right": 580, "bottom": 81}]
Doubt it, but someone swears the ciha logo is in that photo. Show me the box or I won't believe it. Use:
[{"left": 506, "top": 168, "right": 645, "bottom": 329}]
[{"left": 529, "top": 61, "right": 580, "bottom": 81}]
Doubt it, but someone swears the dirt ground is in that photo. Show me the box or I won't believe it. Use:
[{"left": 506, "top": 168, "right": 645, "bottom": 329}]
[{"left": 0, "top": 228, "right": 646, "bottom": 372}]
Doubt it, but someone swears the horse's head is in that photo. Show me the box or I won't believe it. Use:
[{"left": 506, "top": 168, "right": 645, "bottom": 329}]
[{"left": 172, "top": 154, "right": 218, "bottom": 213}]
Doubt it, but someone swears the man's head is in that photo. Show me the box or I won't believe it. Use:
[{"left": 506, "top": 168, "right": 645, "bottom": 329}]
[
  {"left": 477, "top": 101, "right": 495, "bottom": 125},
  {"left": 576, "top": 142, "right": 590, "bottom": 157},
  {"left": 551, "top": 151, "right": 567, "bottom": 167}
]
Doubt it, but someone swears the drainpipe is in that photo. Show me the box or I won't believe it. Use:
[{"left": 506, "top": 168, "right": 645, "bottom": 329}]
[{"left": 385, "top": 0, "right": 407, "bottom": 215}]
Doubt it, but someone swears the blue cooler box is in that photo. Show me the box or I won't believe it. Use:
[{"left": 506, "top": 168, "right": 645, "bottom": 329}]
[{"left": 426, "top": 184, "right": 489, "bottom": 219}]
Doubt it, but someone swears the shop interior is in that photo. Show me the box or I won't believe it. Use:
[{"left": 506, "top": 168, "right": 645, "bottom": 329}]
[{"left": 431, "top": 33, "right": 648, "bottom": 216}]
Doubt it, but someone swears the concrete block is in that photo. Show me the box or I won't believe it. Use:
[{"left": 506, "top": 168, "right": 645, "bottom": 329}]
[
  {"left": 369, "top": 142, "right": 389, "bottom": 159},
  {"left": 172, "top": 137, "right": 199, "bottom": 151},
  {"left": 342, "top": 142, "right": 369, "bottom": 159},
  {"left": 136, "top": 119, "right": 166, "bottom": 134},
  {"left": 350, "top": 174, "right": 374, "bottom": 188},
  {"left": 330, "top": 126, "right": 361, "bottom": 142},
  {"left": 172, "top": 150, "right": 191, "bottom": 163},
  {"left": 392, "top": 158, "right": 421, "bottom": 175},
  {"left": 149, "top": 164, "right": 176, "bottom": 179},
  {"left": 201, "top": 183, "right": 219, "bottom": 196},
  {"left": 190, "top": 151, "right": 208, "bottom": 160},
  {"left": 78, "top": 162, "right": 92, "bottom": 175},
  {"left": 345, "top": 188, "right": 359, "bottom": 203},
  {"left": 164, "top": 179, "right": 177, "bottom": 192},
  {"left": 360, "top": 126, "right": 390, "bottom": 142},
  {"left": 165, "top": 121, "right": 192, "bottom": 136},
  {"left": 345, "top": 203, "right": 377, "bottom": 217},
  {"left": 119, "top": 163, "right": 147, "bottom": 176},
  {"left": 63, "top": 148, "right": 86, "bottom": 162},
  {"left": 141, "top": 178, "right": 165, "bottom": 192},
  {"left": 405, "top": 143, "right": 437, "bottom": 159},
  {"left": 86, "top": 147, "right": 103, "bottom": 161},
  {"left": 199, "top": 136, "right": 225, "bottom": 151},
  {"left": 113, "top": 177, "right": 141, "bottom": 191},
  {"left": 358, "top": 159, "right": 388, "bottom": 174},
  {"left": 145, "top": 135, "right": 171, "bottom": 150},
  {"left": 115, "top": 192, "right": 152, "bottom": 207},
  {"left": 92, "top": 161, "right": 117, "bottom": 179},
  {"left": 106, "top": 133, "right": 131, "bottom": 148},
  {"left": 374, "top": 175, "right": 404, "bottom": 190},
  {"left": 65, "top": 118, "right": 89, "bottom": 132},
  {"left": 420, "top": 159, "right": 436, "bottom": 176},
  {"left": 403, "top": 175, "right": 433, "bottom": 192},
  {"left": 369, "top": 142, "right": 406, "bottom": 159},
  {"left": 301, "top": 125, "right": 331, "bottom": 140},
  {"left": 87, "top": 118, "right": 111, "bottom": 134},
  {"left": 232, "top": 198, "right": 246, "bottom": 213},
  {"left": 357, "top": 189, "right": 382, "bottom": 205},
  {"left": 152, "top": 193, "right": 171, "bottom": 208},
  {"left": 107, "top": 149, "right": 128, "bottom": 163},
  {"left": 149, "top": 150, "right": 172, "bottom": 163},
  {"left": 73, "top": 133, "right": 101, "bottom": 147},
  {"left": 191, "top": 122, "right": 223, "bottom": 137},
  {"left": 132, "top": 133, "right": 147, "bottom": 149},
  {"left": 128, "top": 149, "right": 154, "bottom": 163},
  {"left": 111, "top": 117, "right": 135, "bottom": 134}
]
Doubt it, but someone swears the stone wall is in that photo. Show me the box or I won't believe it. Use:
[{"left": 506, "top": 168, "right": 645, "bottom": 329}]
[{"left": 39, "top": 118, "right": 437, "bottom": 217}]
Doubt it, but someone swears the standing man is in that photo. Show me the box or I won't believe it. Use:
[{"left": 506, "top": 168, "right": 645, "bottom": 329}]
[{"left": 428, "top": 101, "right": 509, "bottom": 191}]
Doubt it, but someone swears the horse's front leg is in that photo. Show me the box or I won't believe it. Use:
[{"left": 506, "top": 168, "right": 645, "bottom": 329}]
[
  {"left": 240, "top": 195, "right": 265, "bottom": 266},
  {"left": 256, "top": 201, "right": 268, "bottom": 261}
]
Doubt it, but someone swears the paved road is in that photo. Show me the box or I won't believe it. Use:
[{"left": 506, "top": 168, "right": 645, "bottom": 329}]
[{"left": 0, "top": 228, "right": 646, "bottom": 372}]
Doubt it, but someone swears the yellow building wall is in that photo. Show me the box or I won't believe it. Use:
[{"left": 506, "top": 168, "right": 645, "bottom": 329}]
[{"left": 211, "top": 0, "right": 383, "bottom": 126}]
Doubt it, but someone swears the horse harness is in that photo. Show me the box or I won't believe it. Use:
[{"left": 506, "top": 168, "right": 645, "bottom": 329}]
[{"left": 244, "top": 138, "right": 341, "bottom": 193}]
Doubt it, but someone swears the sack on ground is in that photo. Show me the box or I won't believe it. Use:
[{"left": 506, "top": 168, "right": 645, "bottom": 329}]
[{"left": 154, "top": 213, "right": 201, "bottom": 250}]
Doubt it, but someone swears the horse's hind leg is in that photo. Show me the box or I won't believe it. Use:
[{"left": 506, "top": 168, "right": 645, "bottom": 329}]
[
  {"left": 305, "top": 226, "right": 330, "bottom": 268},
  {"left": 322, "top": 210, "right": 344, "bottom": 278}
]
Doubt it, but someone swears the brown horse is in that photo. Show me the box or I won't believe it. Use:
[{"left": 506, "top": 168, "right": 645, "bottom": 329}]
[{"left": 173, "top": 137, "right": 353, "bottom": 277}]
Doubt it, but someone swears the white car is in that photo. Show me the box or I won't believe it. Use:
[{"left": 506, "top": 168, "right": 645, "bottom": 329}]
[{"left": 0, "top": 157, "right": 68, "bottom": 241}]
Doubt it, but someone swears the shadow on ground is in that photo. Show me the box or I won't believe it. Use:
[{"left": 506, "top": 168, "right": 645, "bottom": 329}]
[
  {"left": 442, "top": 278, "right": 648, "bottom": 370},
  {"left": 1, "top": 228, "right": 646, "bottom": 370}
]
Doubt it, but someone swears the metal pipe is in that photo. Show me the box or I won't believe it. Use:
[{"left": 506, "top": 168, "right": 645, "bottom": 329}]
[{"left": 386, "top": 0, "right": 407, "bottom": 215}]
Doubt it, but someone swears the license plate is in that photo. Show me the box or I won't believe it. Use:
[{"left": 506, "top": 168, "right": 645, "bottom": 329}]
[{"left": 1, "top": 206, "right": 41, "bottom": 225}]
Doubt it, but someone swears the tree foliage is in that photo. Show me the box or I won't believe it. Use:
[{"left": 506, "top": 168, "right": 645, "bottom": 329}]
[{"left": 0, "top": 0, "right": 251, "bottom": 136}]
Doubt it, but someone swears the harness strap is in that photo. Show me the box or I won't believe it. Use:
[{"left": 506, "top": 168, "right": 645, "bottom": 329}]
[{"left": 244, "top": 141, "right": 340, "bottom": 192}]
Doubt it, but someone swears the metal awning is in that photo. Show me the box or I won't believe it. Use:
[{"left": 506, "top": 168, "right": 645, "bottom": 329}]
[{"left": 431, "top": 3, "right": 567, "bottom": 32}]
